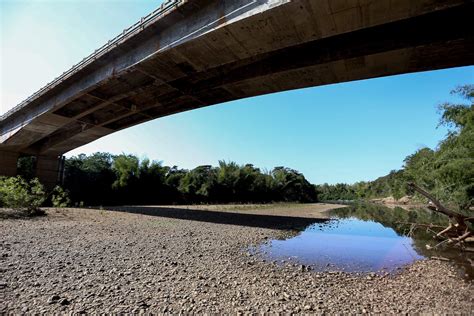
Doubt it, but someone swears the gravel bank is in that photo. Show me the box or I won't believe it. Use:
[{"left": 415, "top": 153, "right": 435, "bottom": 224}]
[{"left": 1, "top": 205, "right": 472, "bottom": 313}]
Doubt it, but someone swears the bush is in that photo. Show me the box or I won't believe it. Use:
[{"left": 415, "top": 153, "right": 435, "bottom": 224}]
[
  {"left": 51, "top": 186, "right": 71, "bottom": 208},
  {"left": 0, "top": 176, "right": 46, "bottom": 216}
]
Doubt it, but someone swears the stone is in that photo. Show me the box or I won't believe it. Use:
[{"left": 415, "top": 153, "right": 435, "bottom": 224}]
[
  {"left": 59, "top": 298, "right": 71, "bottom": 306},
  {"left": 48, "top": 295, "right": 60, "bottom": 304}
]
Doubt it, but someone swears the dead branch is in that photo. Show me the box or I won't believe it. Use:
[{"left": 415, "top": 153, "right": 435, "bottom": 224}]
[
  {"left": 396, "top": 222, "right": 446, "bottom": 229},
  {"left": 453, "top": 230, "right": 473, "bottom": 243},
  {"left": 430, "top": 256, "right": 450, "bottom": 261},
  {"left": 408, "top": 182, "right": 467, "bottom": 226},
  {"left": 437, "top": 223, "right": 454, "bottom": 238},
  {"left": 404, "top": 182, "right": 473, "bottom": 249}
]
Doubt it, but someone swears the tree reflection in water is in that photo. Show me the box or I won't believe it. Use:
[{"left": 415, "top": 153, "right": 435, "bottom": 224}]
[{"left": 329, "top": 203, "right": 473, "bottom": 279}]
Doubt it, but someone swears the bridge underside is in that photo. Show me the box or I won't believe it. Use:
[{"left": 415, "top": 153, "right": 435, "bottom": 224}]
[{"left": 1, "top": 0, "right": 473, "bottom": 187}]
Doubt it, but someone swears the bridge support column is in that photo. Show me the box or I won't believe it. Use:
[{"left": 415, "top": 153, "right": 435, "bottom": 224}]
[
  {"left": 0, "top": 150, "right": 19, "bottom": 177},
  {"left": 36, "top": 155, "right": 60, "bottom": 190}
]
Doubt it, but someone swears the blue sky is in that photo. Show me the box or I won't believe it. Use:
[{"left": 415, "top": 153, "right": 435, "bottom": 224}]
[{"left": 1, "top": 1, "right": 473, "bottom": 184}]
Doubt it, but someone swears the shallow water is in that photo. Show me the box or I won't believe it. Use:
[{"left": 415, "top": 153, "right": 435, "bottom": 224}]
[
  {"left": 255, "top": 203, "right": 473, "bottom": 278},
  {"left": 259, "top": 217, "right": 423, "bottom": 273}
]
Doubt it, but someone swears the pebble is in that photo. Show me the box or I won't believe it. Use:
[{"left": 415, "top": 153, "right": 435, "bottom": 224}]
[{"left": 1, "top": 206, "right": 472, "bottom": 314}]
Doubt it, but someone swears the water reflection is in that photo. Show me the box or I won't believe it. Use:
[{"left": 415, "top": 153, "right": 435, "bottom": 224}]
[
  {"left": 329, "top": 203, "right": 449, "bottom": 239},
  {"left": 330, "top": 203, "right": 473, "bottom": 279},
  {"left": 259, "top": 218, "right": 423, "bottom": 272},
  {"left": 256, "top": 203, "right": 473, "bottom": 279}
]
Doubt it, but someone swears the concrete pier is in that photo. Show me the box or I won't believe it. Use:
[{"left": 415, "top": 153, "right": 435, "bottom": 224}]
[
  {"left": 0, "top": 151, "right": 19, "bottom": 177},
  {"left": 35, "top": 156, "right": 60, "bottom": 190}
]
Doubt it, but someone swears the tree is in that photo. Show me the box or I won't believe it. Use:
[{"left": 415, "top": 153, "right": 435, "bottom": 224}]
[
  {"left": 112, "top": 154, "right": 139, "bottom": 188},
  {"left": 17, "top": 156, "right": 36, "bottom": 180},
  {"left": 272, "top": 167, "right": 317, "bottom": 202},
  {"left": 179, "top": 165, "right": 218, "bottom": 203},
  {"left": 60, "top": 154, "right": 319, "bottom": 205},
  {"left": 311, "top": 85, "right": 473, "bottom": 210},
  {"left": 64, "top": 152, "right": 116, "bottom": 205}
]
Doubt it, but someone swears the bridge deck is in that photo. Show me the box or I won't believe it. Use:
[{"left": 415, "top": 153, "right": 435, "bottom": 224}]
[{"left": 1, "top": 0, "right": 473, "bottom": 157}]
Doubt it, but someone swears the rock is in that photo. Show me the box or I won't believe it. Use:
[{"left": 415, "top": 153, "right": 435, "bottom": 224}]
[
  {"left": 47, "top": 295, "right": 60, "bottom": 304},
  {"left": 2, "top": 206, "right": 473, "bottom": 314},
  {"left": 398, "top": 196, "right": 411, "bottom": 204},
  {"left": 59, "top": 298, "right": 70, "bottom": 306}
]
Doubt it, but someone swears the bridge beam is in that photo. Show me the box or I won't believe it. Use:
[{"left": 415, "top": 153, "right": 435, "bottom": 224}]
[
  {"left": 1, "top": 0, "right": 474, "bottom": 155},
  {"left": 0, "top": 150, "right": 19, "bottom": 177},
  {"left": 35, "top": 155, "right": 60, "bottom": 190}
]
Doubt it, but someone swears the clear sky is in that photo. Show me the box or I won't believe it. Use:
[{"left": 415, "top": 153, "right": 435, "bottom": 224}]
[{"left": 1, "top": 0, "right": 473, "bottom": 184}]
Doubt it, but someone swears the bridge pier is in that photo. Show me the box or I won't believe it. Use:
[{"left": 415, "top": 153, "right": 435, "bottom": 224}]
[
  {"left": 35, "top": 155, "right": 60, "bottom": 190},
  {"left": 0, "top": 150, "right": 19, "bottom": 177}
]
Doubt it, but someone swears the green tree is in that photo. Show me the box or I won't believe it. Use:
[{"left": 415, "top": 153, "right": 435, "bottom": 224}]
[
  {"left": 17, "top": 156, "right": 36, "bottom": 180},
  {"left": 179, "top": 165, "right": 217, "bottom": 203},
  {"left": 64, "top": 152, "right": 116, "bottom": 205},
  {"left": 272, "top": 167, "right": 317, "bottom": 202},
  {"left": 112, "top": 154, "right": 139, "bottom": 188}
]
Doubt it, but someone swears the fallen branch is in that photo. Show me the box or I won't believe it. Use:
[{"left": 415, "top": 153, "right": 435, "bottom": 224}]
[
  {"left": 408, "top": 182, "right": 468, "bottom": 226},
  {"left": 437, "top": 223, "right": 454, "bottom": 238},
  {"left": 405, "top": 182, "right": 473, "bottom": 249},
  {"left": 396, "top": 222, "right": 446, "bottom": 229},
  {"left": 430, "top": 256, "right": 450, "bottom": 262}
]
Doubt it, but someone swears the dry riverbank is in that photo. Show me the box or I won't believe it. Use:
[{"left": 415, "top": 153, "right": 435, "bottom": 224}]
[{"left": 1, "top": 204, "right": 472, "bottom": 313}]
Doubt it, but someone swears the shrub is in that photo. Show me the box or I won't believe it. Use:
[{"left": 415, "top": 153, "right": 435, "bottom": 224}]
[
  {"left": 51, "top": 186, "right": 71, "bottom": 208},
  {"left": 0, "top": 176, "right": 46, "bottom": 216}
]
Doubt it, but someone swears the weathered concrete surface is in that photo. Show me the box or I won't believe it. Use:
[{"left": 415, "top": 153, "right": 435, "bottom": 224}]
[
  {"left": 35, "top": 156, "right": 61, "bottom": 190},
  {"left": 1, "top": 0, "right": 473, "bottom": 159},
  {"left": 0, "top": 151, "right": 19, "bottom": 176}
]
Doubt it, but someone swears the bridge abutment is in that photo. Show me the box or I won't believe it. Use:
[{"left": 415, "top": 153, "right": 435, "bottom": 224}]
[
  {"left": 0, "top": 150, "right": 19, "bottom": 177},
  {"left": 35, "top": 155, "right": 60, "bottom": 190}
]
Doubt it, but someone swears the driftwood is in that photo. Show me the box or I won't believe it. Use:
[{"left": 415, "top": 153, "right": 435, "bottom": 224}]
[{"left": 406, "top": 182, "right": 473, "bottom": 250}]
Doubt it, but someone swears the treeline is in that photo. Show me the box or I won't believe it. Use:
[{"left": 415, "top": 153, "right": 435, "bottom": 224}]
[
  {"left": 317, "top": 85, "right": 474, "bottom": 211},
  {"left": 13, "top": 85, "right": 472, "bottom": 210},
  {"left": 315, "top": 170, "right": 406, "bottom": 201},
  {"left": 61, "top": 156, "right": 317, "bottom": 206}
]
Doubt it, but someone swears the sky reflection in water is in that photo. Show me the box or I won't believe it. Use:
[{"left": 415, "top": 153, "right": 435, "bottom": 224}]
[{"left": 258, "top": 217, "right": 424, "bottom": 273}]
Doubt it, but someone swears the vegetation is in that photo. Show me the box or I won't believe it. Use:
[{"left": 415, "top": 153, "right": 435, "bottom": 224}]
[
  {"left": 51, "top": 186, "right": 71, "bottom": 208},
  {"left": 0, "top": 176, "right": 46, "bottom": 216},
  {"left": 62, "top": 155, "right": 317, "bottom": 206},
  {"left": 331, "top": 203, "right": 449, "bottom": 237},
  {"left": 317, "top": 85, "right": 474, "bottom": 211},
  {"left": 3, "top": 85, "right": 471, "bottom": 211}
]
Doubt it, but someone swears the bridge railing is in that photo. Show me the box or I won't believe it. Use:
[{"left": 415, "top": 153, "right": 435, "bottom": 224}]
[{"left": 1, "top": 0, "right": 184, "bottom": 121}]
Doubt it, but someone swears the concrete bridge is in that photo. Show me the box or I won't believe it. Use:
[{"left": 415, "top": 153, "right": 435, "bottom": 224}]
[{"left": 1, "top": 0, "right": 473, "bottom": 188}]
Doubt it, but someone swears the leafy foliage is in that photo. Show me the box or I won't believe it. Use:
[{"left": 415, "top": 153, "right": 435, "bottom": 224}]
[
  {"left": 14, "top": 86, "right": 470, "bottom": 210},
  {"left": 60, "top": 155, "right": 317, "bottom": 205},
  {"left": 51, "top": 186, "right": 71, "bottom": 208},
  {"left": 17, "top": 156, "right": 36, "bottom": 180},
  {"left": 64, "top": 152, "right": 116, "bottom": 205},
  {"left": 404, "top": 84, "right": 473, "bottom": 209},
  {"left": 317, "top": 85, "right": 474, "bottom": 211},
  {"left": 112, "top": 154, "right": 139, "bottom": 188},
  {"left": 0, "top": 176, "right": 46, "bottom": 215}
]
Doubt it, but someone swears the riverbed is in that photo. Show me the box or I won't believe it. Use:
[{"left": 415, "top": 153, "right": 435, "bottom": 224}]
[{"left": 1, "top": 204, "right": 472, "bottom": 313}]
